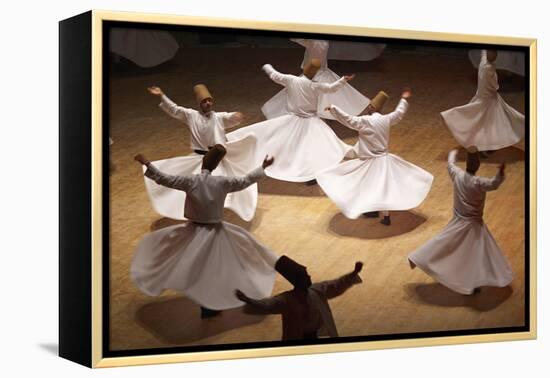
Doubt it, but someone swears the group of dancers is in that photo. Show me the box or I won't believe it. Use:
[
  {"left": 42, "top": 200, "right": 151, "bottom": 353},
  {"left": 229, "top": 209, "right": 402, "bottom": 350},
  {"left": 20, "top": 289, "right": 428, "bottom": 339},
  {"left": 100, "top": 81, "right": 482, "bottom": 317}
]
[{"left": 128, "top": 39, "right": 525, "bottom": 341}]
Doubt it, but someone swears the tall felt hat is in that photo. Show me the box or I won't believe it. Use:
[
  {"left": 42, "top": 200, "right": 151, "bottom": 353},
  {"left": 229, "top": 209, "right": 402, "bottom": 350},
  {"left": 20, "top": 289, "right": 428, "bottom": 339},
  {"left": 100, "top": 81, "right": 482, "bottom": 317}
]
[
  {"left": 303, "top": 58, "right": 321, "bottom": 79},
  {"left": 202, "top": 144, "right": 226, "bottom": 169},
  {"left": 486, "top": 50, "right": 498, "bottom": 62},
  {"left": 370, "top": 91, "right": 389, "bottom": 112},
  {"left": 193, "top": 84, "right": 213, "bottom": 104},
  {"left": 466, "top": 145, "right": 480, "bottom": 171},
  {"left": 275, "top": 255, "right": 308, "bottom": 287}
]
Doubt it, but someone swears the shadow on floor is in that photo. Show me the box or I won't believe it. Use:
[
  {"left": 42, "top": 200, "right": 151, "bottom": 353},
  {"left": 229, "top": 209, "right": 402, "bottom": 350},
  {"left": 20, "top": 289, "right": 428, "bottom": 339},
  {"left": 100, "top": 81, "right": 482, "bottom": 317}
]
[
  {"left": 135, "top": 297, "right": 266, "bottom": 345},
  {"left": 436, "top": 146, "right": 525, "bottom": 164},
  {"left": 150, "top": 209, "right": 262, "bottom": 232},
  {"left": 404, "top": 282, "right": 513, "bottom": 312},
  {"left": 222, "top": 208, "right": 262, "bottom": 232},
  {"left": 150, "top": 217, "right": 186, "bottom": 231},
  {"left": 38, "top": 343, "right": 58, "bottom": 356},
  {"left": 258, "top": 177, "right": 326, "bottom": 197},
  {"left": 328, "top": 211, "right": 427, "bottom": 239},
  {"left": 497, "top": 72, "right": 525, "bottom": 93}
]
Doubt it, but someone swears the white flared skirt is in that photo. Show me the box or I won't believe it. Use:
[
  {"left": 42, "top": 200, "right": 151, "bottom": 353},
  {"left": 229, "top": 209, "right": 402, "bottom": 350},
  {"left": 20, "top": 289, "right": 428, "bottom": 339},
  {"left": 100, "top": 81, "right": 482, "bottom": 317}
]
[
  {"left": 441, "top": 94, "right": 524, "bottom": 151},
  {"left": 109, "top": 28, "right": 179, "bottom": 68},
  {"left": 131, "top": 221, "right": 278, "bottom": 310},
  {"left": 227, "top": 114, "right": 352, "bottom": 182},
  {"left": 261, "top": 68, "right": 369, "bottom": 120},
  {"left": 468, "top": 50, "right": 525, "bottom": 76},
  {"left": 408, "top": 216, "right": 513, "bottom": 295},
  {"left": 327, "top": 42, "right": 386, "bottom": 62},
  {"left": 143, "top": 135, "right": 258, "bottom": 221},
  {"left": 317, "top": 154, "right": 433, "bottom": 218}
]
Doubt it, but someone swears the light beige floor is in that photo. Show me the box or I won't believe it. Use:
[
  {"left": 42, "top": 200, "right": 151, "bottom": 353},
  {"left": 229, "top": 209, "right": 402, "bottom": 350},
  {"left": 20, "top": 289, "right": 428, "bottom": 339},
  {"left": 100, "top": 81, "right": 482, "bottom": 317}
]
[{"left": 108, "top": 46, "right": 526, "bottom": 351}]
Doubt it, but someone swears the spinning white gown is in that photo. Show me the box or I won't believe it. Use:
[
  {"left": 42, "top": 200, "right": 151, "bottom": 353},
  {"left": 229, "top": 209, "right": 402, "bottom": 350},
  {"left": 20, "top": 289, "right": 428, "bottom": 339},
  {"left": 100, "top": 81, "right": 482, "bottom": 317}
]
[
  {"left": 317, "top": 100, "right": 433, "bottom": 218},
  {"left": 468, "top": 49, "right": 525, "bottom": 76},
  {"left": 110, "top": 28, "right": 179, "bottom": 68},
  {"left": 327, "top": 41, "right": 386, "bottom": 62},
  {"left": 132, "top": 164, "right": 278, "bottom": 310},
  {"left": 441, "top": 50, "right": 524, "bottom": 151},
  {"left": 408, "top": 150, "right": 513, "bottom": 295},
  {"left": 261, "top": 39, "right": 369, "bottom": 120},
  {"left": 144, "top": 94, "right": 258, "bottom": 221},
  {"left": 227, "top": 64, "right": 353, "bottom": 183}
]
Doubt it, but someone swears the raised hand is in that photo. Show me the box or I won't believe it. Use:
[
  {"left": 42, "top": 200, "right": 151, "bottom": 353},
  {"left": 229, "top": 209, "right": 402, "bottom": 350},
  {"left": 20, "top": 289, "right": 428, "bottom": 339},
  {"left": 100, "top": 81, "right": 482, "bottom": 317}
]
[
  {"left": 499, "top": 164, "right": 506, "bottom": 177},
  {"left": 235, "top": 289, "right": 249, "bottom": 302},
  {"left": 134, "top": 154, "right": 150, "bottom": 166},
  {"left": 262, "top": 155, "right": 275, "bottom": 169},
  {"left": 147, "top": 86, "right": 164, "bottom": 96},
  {"left": 343, "top": 74, "right": 356, "bottom": 82},
  {"left": 401, "top": 87, "right": 412, "bottom": 99}
]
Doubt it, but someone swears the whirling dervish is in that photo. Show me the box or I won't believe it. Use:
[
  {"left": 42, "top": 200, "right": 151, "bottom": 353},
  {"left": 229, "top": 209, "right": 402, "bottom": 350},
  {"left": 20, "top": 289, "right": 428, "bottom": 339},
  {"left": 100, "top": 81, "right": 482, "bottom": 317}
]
[
  {"left": 408, "top": 147, "right": 513, "bottom": 295},
  {"left": 261, "top": 38, "right": 369, "bottom": 120},
  {"left": 143, "top": 84, "right": 260, "bottom": 222},
  {"left": 318, "top": 89, "right": 433, "bottom": 225},
  {"left": 132, "top": 146, "right": 279, "bottom": 318},
  {"left": 441, "top": 49, "right": 524, "bottom": 151},
  {"left": 227, "top": 60, "right": 354, "bottom": 183}
]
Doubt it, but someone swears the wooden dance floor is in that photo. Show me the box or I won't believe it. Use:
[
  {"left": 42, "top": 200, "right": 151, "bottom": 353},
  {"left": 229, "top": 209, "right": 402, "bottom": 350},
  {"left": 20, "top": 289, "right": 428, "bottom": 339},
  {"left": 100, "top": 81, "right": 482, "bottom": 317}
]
[{"left": 108, "top": 43, "right": 526, "bottom": 351}]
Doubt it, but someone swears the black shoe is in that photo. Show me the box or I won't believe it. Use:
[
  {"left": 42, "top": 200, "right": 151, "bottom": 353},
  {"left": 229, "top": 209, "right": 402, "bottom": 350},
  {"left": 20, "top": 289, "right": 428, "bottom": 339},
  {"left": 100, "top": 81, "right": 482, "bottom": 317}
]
[
  {"left": 380, "top": 216, "right": 391, "bottom": 226},
  {"left": 200, "top": 307, "right": 221, "bottom": 319},
  {"left": 305, "top": 179, "right": 317, "bottom": 186},
  {"left": 363, "top": 211, "right": 379, "bottom": 218}
]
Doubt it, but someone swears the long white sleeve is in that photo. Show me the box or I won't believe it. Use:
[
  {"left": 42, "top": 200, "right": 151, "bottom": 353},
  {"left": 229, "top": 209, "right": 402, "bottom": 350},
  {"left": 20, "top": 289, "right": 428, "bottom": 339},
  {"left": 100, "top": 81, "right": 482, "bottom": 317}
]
[
  {"left": 314, "top": 76, "right": 347, "bottom": 94},
  {"left": 262, "top": 64, "right": 293, "bottom": 87},
  {"left": 144, "top": 164, "right": 194, "bottom": 192},
  {"left": 480, "top": 49, "right": 488, "bottom": 65},
  {"left": 475, "top": 172, "right": 505, "bottom": 192},
  {"left": 329, "top": 105, "right": 371, "bottom": 134},
  {"left": 219, "top": 112, "right": 243, "bottom": 129},
  {"left": 447, "top": 149, "right": 460, "bottom": 180},
  {"left": 159, "top": 94, "right": 193, "bottom": 123},
  {"left": 386, "top": 98, "right": 409, "bottom": 126},
  {"left": 223, "top": 166, "right": 266, "bottom": 193}
]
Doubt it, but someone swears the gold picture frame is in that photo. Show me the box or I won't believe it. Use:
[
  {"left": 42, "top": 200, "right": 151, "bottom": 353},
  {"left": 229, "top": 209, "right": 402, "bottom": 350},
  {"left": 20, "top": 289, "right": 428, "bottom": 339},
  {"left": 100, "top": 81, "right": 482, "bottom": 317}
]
[{"left": 59, "top": 9, "right": 536, "bottom": 368}]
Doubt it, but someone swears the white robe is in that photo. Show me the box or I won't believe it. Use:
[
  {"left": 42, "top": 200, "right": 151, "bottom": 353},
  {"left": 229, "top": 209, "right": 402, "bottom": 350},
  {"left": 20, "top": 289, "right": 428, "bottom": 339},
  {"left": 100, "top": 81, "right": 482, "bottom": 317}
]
[
  {"left": 441, "top": 50, "right": 525, "bottom": 151},
  {"left": 261, "top": 39, "right": 369, "bottom": 120},
  {"left": 327, "top": 41, "right": 386, "bottom": 62},
  {"left": 143, "top": 95, "right": 258, "bottom": 221},
  {"left": 468, "top": 49, "right": 525, "bottom": 76},
  {"left": 131, "top": 165, "right": 278, "bottom": 310},
  {"left": 408, "top": 150, "right": 513, "bottom": 295},
  {"left": 109, "top": 28, "right": 179, "bottom": 68},
  {"left": 227, "top": 64, "right": 353, "bottom": 183},
  {"left": 317, "top": 100, "right": 433, "bottom": 218}
]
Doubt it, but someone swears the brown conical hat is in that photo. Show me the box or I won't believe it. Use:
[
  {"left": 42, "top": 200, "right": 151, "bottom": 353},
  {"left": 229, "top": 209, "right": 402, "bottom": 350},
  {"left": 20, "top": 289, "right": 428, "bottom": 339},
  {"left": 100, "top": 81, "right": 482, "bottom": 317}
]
[
  {"left": 486, "top": 50, "right": 498, "bottom": 62},
  {"left": 370, "top": 91, "right": 389, "bottom": 112},
  {"left": 202, "top": 144, "right": 226, "bottom": 170},
  {"left": 193, "top": 84, "right": 213, "bottom": 104},
  {"left": 303, "top": 58, "right": 321, "bottom": 79},
  {"left": 275, "top": 255, "right": 308, "bottom": 287},
  {"left": 466, "top": 145, "right": 480, "bottom": 172}
]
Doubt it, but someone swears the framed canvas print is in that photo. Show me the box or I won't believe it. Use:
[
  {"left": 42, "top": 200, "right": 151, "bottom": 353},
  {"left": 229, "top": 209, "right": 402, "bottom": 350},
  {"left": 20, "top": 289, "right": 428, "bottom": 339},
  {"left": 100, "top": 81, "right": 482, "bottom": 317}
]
[{"left": 59, "top": 10, "right": 537, "bottom": 368}]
